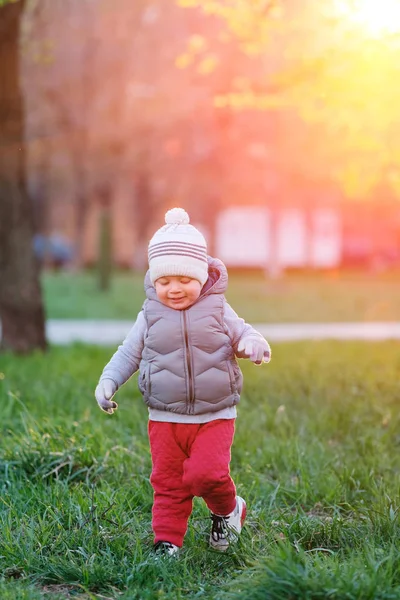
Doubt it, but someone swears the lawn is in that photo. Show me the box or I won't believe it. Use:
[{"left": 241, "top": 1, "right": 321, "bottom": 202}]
[
  {"left": 42, "top": 269, "right": 400, "bottom": 323},
  {"left": 1, "top": 341, "right": 400, "bottom": 599}
]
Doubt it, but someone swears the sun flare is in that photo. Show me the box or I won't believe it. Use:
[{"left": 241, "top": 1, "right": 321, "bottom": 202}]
[{"left": 336, "top": 0, "right": 400, "bottom": 35}]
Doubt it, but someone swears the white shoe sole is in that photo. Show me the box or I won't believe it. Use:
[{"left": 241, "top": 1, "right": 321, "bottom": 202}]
[{"left": 209, "top": 496, "right": 247, "bottom": 551}]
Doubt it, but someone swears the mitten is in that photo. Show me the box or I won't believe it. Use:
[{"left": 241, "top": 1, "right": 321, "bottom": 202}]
[
  {"left": 237, "top": 336, "right": 271, "bottom": 365},
  {"left": 95, "top": 378, "right": 118, "bottom": 414}
]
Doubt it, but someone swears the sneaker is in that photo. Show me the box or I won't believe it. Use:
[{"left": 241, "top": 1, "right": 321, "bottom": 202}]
[
  {"left": 209, "top": 496, "right": 247, "bottom": 551},
  {"left": 153, "top": 540, "right": 179, "bottom": 556}
]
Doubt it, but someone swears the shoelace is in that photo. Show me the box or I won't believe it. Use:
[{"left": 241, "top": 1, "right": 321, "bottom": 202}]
[{"left": 210, "top": 513, "right": 229, "bottom": 541}]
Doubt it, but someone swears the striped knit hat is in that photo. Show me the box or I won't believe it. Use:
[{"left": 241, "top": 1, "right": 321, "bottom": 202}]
[{"left": 148, "top": 208, "right": 208, "bottom": 285}]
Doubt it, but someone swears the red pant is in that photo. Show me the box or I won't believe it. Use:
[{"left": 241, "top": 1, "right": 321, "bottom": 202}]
[{"left": 148, "top": 419, "right": 236, "bottom": 547}]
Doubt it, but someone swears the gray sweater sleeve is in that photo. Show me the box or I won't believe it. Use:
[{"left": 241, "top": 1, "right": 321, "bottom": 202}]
[
  {"left": 99, "top": 311, "right": 146, "bottom": 388},
  {"left": 223, "top": 299, "right": 267, "bottom": 358}
]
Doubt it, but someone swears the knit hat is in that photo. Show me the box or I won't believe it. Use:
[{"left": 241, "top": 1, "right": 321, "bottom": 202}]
[{"left": 148, "top": 208, "right": 208, "bottom": 285}]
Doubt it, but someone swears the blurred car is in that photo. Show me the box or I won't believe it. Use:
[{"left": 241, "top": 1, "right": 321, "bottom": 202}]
[{"left": 34, "top": 234, "right": 74, "bottom": 269}]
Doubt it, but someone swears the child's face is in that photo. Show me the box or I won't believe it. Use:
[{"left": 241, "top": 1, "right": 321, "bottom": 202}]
[{"left": 155, "top": 276, "right": 202, "bottom": 310}]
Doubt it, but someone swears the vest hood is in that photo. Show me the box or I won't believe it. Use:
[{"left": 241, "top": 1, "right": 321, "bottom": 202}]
[{"left": 144, "top": 256, "right": 228, "bottom": 302}]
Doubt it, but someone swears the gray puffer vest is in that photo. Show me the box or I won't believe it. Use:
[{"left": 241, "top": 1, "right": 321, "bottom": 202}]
[{"left": 138, "top": 257, "right": 243, "bottom": 415}]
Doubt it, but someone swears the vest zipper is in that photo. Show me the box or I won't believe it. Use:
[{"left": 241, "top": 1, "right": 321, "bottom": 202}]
[{"left": 182, "top": 310, "right": 194, "bottom": 411}]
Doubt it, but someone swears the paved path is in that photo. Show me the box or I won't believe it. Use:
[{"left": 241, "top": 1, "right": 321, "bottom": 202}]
[{"left": 45, "top": 320, "right": 400, "bottom": 345}]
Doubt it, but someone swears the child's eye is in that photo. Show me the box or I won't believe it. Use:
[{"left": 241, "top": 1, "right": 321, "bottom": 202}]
[
  {"left": 157, "top": 279, "right": 169, "bottom": 286},
  {"left": 180, "top": 278, "right": 191, "bottom": 284}
]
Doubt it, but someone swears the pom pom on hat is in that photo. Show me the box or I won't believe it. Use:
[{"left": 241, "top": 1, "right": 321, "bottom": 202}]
[
  {"left": 165, "top": 207, "right": 190, "bottom": 225},
  {"left": 148, "top": 208, "right": 208, "bottom": 286}
]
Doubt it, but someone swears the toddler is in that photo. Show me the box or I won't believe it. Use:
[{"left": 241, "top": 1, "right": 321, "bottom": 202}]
[{"left": 95, "top": 208, "right": 271, "bottom": 555}]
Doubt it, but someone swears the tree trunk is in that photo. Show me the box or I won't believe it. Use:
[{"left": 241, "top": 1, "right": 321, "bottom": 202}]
[
  {"left": 0, "top": 0, "right": 47, "bottom": 353},
  {"left": 132, "top": 165, "right": 154, "bottom": 271},
  {"left": 97, "top": 184, "right": 113, "bottom": 291}
]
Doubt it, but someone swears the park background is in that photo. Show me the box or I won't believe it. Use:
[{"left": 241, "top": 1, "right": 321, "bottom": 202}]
[{"left": 1, "top": 0, "right": 400, "bottom": 599}]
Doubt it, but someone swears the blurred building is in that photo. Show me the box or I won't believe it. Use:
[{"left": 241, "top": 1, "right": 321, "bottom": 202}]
[{"left": 216, "top": 205, "right": 341, "bottom": 270}]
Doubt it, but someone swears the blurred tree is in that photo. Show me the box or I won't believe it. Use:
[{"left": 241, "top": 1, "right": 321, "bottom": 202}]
[
  {"left": 24, "top": 0, "right": 53, "bottom": 266},
  {"left": 177, "top": 0, "right": 400, "bottom": 199},
  {"left": 0, "top": 0, "right": 47, "bottom": 353},
  {"left": 25, "top": 0, "right": 97, "bottom": 270},
  {"left": 97, "top": 183, "right": 113, "bottom": 291},
  {"left": 132, "top": 151, "right": 157, "bottom": 271}
]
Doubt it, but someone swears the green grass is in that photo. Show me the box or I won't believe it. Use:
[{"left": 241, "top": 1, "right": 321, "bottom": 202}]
[
  {"left": 1, "top": 342, "right": 400, "bottom": 598},
  {"left": 42, "top": 269, "right": 400, "bottom": 322}
]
